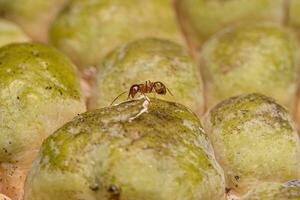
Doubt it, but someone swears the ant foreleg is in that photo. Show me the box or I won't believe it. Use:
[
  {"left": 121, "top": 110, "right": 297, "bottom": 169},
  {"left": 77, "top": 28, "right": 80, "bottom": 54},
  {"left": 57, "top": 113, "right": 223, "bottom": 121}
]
[{"left": 141, "top": 93, "right": 150, "bottom": 103}]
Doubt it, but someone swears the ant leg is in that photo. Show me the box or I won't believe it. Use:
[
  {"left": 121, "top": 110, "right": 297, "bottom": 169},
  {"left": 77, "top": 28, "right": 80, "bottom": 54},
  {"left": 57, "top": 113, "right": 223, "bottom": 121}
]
[
  {"left": 145, "top": 80, "right": 150, "bottom": 90},
  {"left": 142, "top": 93, "right": 150, "bottom": 102}
]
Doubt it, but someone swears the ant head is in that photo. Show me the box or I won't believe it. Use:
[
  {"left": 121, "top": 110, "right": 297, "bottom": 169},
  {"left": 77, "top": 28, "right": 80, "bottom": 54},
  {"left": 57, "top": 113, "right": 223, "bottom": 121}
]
[
  {"left": 153, "top": 82, "right": 166, "bottom": 95},
  {"left": 129, "top": 84, "right": 140, "bottom": 98}
]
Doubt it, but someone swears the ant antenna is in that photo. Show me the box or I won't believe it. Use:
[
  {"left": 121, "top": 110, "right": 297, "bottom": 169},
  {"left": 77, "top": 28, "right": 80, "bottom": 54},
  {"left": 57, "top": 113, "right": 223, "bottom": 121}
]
[{"left": 110, "top": 91, "right": 127, "bottom": 106}]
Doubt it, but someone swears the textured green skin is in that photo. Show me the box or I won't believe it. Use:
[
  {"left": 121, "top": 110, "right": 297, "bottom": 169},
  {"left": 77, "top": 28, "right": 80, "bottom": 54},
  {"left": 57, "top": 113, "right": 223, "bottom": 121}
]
[
  {"left": 89, "top": 38, "right": 204, "bottom": 115},
  {"left": 50, "top": 0, "right": 184, "bottom": 70},
  {"left": 0, "top": 43, "right": 85, "bottom": 162},
  {"left": 0, "top": 19, "right": 29, "bottom": 47},
  {"left": 25, "top": 98, "right": 224, "bottom": 200},
  {"left": 177, "top": 0, "right": 284, "bottom": 46},
  {"left": 204, "top": 93, "right": 300, "bottom": 195},
  {"left": 0, "top": 0, "right": 68, "bottom": 41},
  {"left": 201, "top": 24, "right": 299, "bottom": 110},
  {"left": 241, "top": 181, "right": 300, "bottom": 200}
]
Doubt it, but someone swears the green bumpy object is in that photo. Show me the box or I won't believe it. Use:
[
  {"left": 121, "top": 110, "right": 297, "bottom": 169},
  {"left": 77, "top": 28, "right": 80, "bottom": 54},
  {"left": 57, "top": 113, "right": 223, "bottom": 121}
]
[
  {"left": 50, "top": 0, "right": 184, "bottom": 71},
  {"left": 176, "top": 0, "right": 283, "bottom": 46},
  {"left": 24, "top": 98, "right": 225, "bottom": 200},
  {"left": 89, "top": 38, "right": 204, "bottom": 115},
  {"left": 0, "top": 43, "right": 85, "bottom": 199},
  {"left": 0, "top": 0, "right": 69, "bottom": 42},
  {"left": 0, "top": 19, "right": 29, "bottom": 47},
  {"left": 203, "top": 93, "right": 300, "bottom": 196},
  {"left": 201, "top": 24, "right": 299, "bottom": 111}
]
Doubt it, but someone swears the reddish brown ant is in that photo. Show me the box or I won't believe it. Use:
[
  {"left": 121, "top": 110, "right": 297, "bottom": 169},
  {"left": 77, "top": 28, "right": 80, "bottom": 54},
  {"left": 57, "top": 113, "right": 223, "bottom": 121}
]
[{"left": 110, "top": 80, "right": 173, "bottom": 105}]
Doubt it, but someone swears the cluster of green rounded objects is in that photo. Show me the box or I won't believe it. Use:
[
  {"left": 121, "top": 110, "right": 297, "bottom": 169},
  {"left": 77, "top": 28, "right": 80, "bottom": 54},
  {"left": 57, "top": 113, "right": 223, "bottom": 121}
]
[
  {"left": 0, "top": 0, "right": 69, "bottom": 41},
  {"left": 204, "top": 93, "right": 300, "bottom": 195},
  {"left": 176, "top": 0, "right": 284, "bottom": 46},
  {"left": 25, "top": 98, "right": 224, "bottom": 200},
  {"left": 50, "top": 0, "right": 184, "bottom": 71},
  {"left": 201, "top": 23, "right": 299, "bottom": 111},
  {"left": 0, "top": 43, "right": 85, "bottom": 199},
  {"left": 0, "top": 19, "right": 29, "bottom": 47},
  {"left": 89, "top": 38, "right": 204, "bottom": 114}
]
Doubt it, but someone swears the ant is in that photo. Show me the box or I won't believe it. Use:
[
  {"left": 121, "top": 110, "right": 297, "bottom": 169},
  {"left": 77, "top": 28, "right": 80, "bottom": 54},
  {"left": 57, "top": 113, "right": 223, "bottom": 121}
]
[{"left": 110, "top": 80, "right": 173, "bottom": 105}]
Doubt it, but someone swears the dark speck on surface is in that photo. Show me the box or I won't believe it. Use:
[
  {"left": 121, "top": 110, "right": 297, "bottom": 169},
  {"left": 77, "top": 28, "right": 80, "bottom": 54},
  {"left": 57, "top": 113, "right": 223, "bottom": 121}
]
[
  {"left": 234, "top": 176, "right": 240, "bottom": 181},
  {"left": 89, "top": 184, "right": 99, "bottom": 191}
]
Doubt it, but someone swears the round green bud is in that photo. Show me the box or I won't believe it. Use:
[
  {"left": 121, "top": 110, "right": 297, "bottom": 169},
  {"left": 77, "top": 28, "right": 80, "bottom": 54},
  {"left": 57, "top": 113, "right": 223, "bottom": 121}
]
[
  {"left": 0, "top": 43, "right": 86, "bottom": 199},
  {"left": 176, "top": 0, "right": 284, "bottom": 46},
  {"left": 0, "top": 19, "right": 29, "bottom": 47},
  {"left": 25, "top": 98, "right": 224, "bottom": 200},
  {"left": 89, "top": 38, "right": 204, "bottom": 115},
  {"left": 50, "top": 0, "right": 184, "bottom": 71},
  {"left": 203, "top": 93, "right": 300, "bottom": 195},
  {"left": 201, "top": 24, "right": 299, "bottom": 111},
  {"left": 0, "top": 0, "right": 69, "bottom": 42}
]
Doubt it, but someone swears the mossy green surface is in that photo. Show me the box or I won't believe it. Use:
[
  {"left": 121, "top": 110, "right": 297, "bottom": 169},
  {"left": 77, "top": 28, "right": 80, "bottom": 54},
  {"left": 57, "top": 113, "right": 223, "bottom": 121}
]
[
  {"left": 0, "top": 42, "right": 85, "bottom": 163},
  {"left": 0, "top": 19, "right": 29, "bottom": 47},
  {"left": 0, "top": 0, "right": 69, "bottom": 41},
  {"left": 177, "top": 0, "right": 283, "bottom": 46},
  {"left": 201, "top": 24, "right": 299, "bottom": 110},
  {"left": 241, "top": 181, "right": 300, "bottom": 200},
  {"left": 25, "top": 98, "right": 224, "bottom": 200},
  {"left": 204, "top": 93, "right": 300, "bottom": 195},
  {"left": 89, "top": 38, "right": 203, "bottom": 115},
  {"left": 50, "top": 0, "right": 184, "bottom": 70}
]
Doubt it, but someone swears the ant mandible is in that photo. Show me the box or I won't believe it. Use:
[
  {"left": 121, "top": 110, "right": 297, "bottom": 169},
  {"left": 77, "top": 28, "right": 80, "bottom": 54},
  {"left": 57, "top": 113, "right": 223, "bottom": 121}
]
[{"left": 110, "top": 80, "right": 173, "bottom": 105}]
